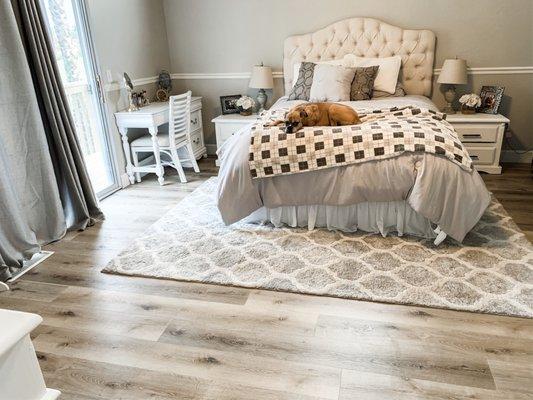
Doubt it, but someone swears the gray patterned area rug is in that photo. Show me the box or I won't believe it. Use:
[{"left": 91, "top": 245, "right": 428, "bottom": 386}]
[{"left": 103, "top": 178, "right": 533, "bottom": 318}]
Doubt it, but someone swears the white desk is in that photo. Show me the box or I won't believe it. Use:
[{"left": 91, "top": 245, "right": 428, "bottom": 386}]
[{"left": 114, "top": 97, "right": 205, "bottom": 185}]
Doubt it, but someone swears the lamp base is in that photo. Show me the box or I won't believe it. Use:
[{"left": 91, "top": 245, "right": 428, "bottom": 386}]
[
  {"left": 442, "top": 103, "right": 456, "bottom": 114},
  {"left": 442, "top": 86, "right": 456, "bottom": 114},
  {"left": 256, "top": 89, "right": 267, "bottom": 113}
]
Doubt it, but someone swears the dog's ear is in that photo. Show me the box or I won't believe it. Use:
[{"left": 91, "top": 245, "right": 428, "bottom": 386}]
[
  {"left": 299, "top": 109, "right": 308, "bottom": 119},
  {"left": 303, "top": 104, "right": 319, "bottom": 120}
]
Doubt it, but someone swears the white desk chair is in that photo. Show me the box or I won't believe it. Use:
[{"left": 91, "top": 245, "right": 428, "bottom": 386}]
[{"left": 130, "top": 91, "right": 200, "bottom": 183}]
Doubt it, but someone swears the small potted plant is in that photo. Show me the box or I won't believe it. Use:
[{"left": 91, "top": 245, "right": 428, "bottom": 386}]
[
  {"left": 458, "top": 93, "right": 481, "bottom": 114},
  {"left": 236, "top": 95, "right": 255, "bottom": 116}
]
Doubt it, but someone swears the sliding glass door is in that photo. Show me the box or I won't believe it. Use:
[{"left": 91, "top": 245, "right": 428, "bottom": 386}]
[{"left": 40, "top": 0, "right": 118, "bottom": 198}]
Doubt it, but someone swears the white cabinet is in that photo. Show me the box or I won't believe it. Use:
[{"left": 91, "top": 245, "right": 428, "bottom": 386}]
[
  {"left": 447, "top": 113, "right": 509, "bottom": 174},
  {"left": 212, "top": 114, "right": 260, "bottom": 166}
]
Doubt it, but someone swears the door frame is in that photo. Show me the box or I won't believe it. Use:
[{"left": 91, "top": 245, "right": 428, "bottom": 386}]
[{"left": 71, "top": 0, "right": 122, "bottom": 199}]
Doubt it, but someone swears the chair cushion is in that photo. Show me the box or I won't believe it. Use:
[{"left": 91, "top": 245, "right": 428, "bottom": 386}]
[{"left": 131, "top": 133, "right": 171, "bottom": 147}]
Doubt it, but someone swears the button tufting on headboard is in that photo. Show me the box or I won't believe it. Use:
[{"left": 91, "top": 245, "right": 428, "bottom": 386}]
[{"left": 283, "top": 17, "right": 436, "bottom": 97}]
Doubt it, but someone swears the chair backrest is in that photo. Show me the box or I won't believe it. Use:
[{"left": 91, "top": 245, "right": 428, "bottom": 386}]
[{"left": 168, "top": 91, "right": 192, "bottom": 145}]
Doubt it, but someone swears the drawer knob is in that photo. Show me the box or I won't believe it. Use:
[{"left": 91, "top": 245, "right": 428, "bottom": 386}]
[
  {"left": 471, "top": 155, "right": 479, "bottom": 160},
  {"left": 463, "top": 134, "right": 481, "bottom": 138}
]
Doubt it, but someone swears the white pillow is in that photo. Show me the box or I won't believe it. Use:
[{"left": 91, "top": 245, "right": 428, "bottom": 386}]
[
  {"left": 343, "top": 54, "right": 401, "bottom": 94},
  {"left": 309, "top": 64, "right": 356, "bottom": 102},
  {"left": 292, "top": 59, "right": 344, "bottom": 87}
]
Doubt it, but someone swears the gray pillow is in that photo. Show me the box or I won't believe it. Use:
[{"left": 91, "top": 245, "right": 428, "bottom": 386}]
[
  {"left": 288, "top": 62, "right": 315, "bottom": 100},
  {"left": 350, "top": 66, "right": 379, "bottom": 100},
  {"left": 371, "top": 82, "right": 406, "bottom": 98}
]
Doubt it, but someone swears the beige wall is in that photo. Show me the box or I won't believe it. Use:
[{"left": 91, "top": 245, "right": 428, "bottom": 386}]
[
  {"left": 87, "top": 0, "right": 171, "bottom": 178},
  {"left": 163, "top": 0, "right": 533, "bottom": 152}
]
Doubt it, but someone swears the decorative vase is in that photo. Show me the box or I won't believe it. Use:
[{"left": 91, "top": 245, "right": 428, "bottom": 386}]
[
  {"left": 461, "top": 105, "right": 476, "bottom": 114},
  {"left": 240, "top": 108, "right": 252, "bottom": 116}
]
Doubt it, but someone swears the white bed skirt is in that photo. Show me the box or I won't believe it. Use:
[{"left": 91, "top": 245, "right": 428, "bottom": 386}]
[{"left": 244, "top": 201, "right": 437, "bottom": 239}]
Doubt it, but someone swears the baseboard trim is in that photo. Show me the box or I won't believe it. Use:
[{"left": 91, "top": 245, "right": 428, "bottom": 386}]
[
  {"left": 206, "top": 144, "right": 217, "bottom": 156},
  {"left": 120, "top": 173, "right": 131, "bottom": 188},
  {"left": 500, "top": 150, "right": 533, "bottom": 163}
]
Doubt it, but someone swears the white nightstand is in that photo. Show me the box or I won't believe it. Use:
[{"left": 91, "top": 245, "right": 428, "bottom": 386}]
[
  {"left": 212, "top": 113, "right": 260, "bottom": 165},
  {"left": 447, "top": 113, "right": 509, "bottom": 174}
]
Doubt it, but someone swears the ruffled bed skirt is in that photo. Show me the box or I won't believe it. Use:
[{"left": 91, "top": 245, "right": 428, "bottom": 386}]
[{"left": 244, "top": 201, "right": 437, "bottom": 239}]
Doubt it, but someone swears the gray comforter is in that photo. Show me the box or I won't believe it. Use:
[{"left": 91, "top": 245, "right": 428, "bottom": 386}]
[{"left": 217, "top": 96, "right": 491, "bottom": 242}]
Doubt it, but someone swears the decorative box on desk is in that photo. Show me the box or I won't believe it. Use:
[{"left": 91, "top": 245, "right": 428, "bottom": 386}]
[
  {"left": 212, "top": 113, "right": 260, "bottom": 166},
  {"left": 447, "top": 113, "right": 509, "bottom": 174}
]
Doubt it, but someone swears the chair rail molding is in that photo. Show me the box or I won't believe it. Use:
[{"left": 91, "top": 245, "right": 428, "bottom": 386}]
[
  {"left": 170, "top": 66, "right": 533, "bottom": 80},
  {"left": 103, "top": 67, "right": 533, "bottom": 90}
]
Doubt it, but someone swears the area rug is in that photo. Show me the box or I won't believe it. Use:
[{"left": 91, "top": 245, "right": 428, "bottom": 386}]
[{"left": 103, "top": 178, "right": 533, "bottom": 318}]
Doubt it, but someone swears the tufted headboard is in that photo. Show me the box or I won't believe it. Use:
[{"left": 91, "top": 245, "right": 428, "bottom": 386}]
[{"left": 283, "top": 18, "right": 436, "bottom": 97}]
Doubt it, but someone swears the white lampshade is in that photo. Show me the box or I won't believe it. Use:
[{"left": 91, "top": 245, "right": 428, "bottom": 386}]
[
  {"left": 437, "top": 59, "right": 468, "bottom": 85},
  {"left": 249, "top": 65, "right": 274, "bottom": 89}
]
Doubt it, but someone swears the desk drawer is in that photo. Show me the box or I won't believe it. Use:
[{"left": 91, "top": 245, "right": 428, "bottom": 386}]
[
  {"left": 190, "top": 129, "right": 204, "bottom": 154},
  {"left": 190, "top": 110, "right": 202, "bottom": 132},
  {"left": 465, "top": 146, "right": 496, "bottom": 165},
  {"left": 454, "top": 123, "right": 499, "bottom": 143}
]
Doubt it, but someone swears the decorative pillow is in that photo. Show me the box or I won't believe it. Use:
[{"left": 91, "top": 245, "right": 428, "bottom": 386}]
[
  {"left": 287, "top": 62, "right": 316, "bottom": 101},
  {"left": 350, "top": 66, "right": 379, "bottom": 100},
  {"left": 372, "top": 82, "right": 406, "bottom": 98},
  {"left": 343, "top": 54, "right": 402, "bottom": 94},
  {"left": 309, "top": 64, "right": 356, "bottom": 102},
  {"left": 292, "top": 59, "right": 344, "bottom": 87}
]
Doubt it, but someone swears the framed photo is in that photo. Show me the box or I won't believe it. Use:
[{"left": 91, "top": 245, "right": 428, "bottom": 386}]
[
  {"left": 220, "top": 94, "right": 242, "bottom": 115},
  {"left": 479, "top": 86, "right": 504, "bottom": 114}
]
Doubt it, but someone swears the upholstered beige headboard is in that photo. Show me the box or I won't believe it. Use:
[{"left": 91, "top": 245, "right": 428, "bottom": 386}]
[{"left": 283, "top": 18, "right": 436, "bottom": 97}]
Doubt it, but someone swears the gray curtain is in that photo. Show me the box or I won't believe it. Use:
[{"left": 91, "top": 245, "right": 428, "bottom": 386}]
[
  {"left": 0, "top": 0, "right": 65, "bottom": 280},
  {"left": 0, "top": 0, "right": 104, "bottom": 280},
  {"left": 16, "top": 0, "right": 104, "bottom": 229}
]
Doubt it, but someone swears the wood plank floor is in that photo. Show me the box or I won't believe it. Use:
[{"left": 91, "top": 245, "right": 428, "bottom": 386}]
[{"left": 1, "top": 158, "right": 532, "bottom": 400}]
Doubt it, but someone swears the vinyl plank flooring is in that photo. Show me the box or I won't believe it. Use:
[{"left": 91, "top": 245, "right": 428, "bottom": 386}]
[
  {"left": 52, "top": 286, "right": 317, "bottom": 337},
  {"left": 0, "top": 159, "right": 530, "bottom": 399},
  {"left": 0, "top": 297, "right": 170, "bottom": 341},
  {"left": 339, "top": 369, "right": 530, "bottom": 400},
  {"left": 315, "top": 314, "right": 533, "bottom": 363},
  {"left": 38, "top": 352, "right": 328, "bottom": 400},
  {"left": 33, "top": 327, "right": 341, "bottom": 399},
  {"left": 488, "top": 359, "right": 533, "bottom": 395},
  {"left": 158, "top": 318, "right": 495, "bottom": 389},
  {"left": 245, "top": 290, "right": 533, "bottom": 340}
]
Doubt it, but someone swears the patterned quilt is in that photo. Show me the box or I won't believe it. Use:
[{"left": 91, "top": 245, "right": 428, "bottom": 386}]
[{"left": 248, "top": 106, "right": 473, "bottom": 179}]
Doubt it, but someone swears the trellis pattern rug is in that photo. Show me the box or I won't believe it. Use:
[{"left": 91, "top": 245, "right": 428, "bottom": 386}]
[{"left": 103, "top": 178, "right": 533, "bottom": 318}]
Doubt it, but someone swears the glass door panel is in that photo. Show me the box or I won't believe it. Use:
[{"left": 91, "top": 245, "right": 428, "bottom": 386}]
[{"left": 40, "top": 0, "right": 117, "bottom": 197}]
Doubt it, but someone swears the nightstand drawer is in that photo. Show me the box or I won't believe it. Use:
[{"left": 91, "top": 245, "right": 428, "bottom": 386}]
[
  {"left": 217, "top": 122, "right": 250, "bottom": 145},
  {"left": 454, "top": 123, "right": 498, "bottom": 143},
  {"left": 466, "top": 146, "right": 496, "bottom": 165}
]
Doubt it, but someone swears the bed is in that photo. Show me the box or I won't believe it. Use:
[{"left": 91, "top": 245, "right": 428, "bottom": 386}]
[{"left": 216, "top": 18, "right": 491, "bottom": 244}]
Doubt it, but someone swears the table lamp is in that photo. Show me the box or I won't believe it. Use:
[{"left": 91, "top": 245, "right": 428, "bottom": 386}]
[
  {"left": 249, "top": 63, "right": 274, "bottom": 113},
  {"left": 437, "top": 58, "right": 468, "bottom": 114}
]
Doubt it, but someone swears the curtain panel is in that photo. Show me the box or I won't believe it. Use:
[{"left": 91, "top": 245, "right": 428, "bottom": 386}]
[{"left": 0, "top": 0, "right": 104, "bottom": 280}]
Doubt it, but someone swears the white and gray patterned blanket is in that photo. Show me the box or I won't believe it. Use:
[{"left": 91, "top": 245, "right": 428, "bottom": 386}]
[{"left": 249, "top": 106, "right": 472, "bottom": 179}]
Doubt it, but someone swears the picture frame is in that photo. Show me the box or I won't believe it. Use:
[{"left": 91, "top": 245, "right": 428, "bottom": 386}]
[
  {"left": 220, "top": 94, "right": 242, "bottom": 115},
  {"left": 478, "top": 86, "right": 504, "bottom": 114}
]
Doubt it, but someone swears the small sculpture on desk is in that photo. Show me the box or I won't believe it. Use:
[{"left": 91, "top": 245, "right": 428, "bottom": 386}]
[
  {"left": 123, "top": 72, "right": 139, "bottom": 112},
  {"left": 155, "top": 70, "right": 172, "bottom": 102}
]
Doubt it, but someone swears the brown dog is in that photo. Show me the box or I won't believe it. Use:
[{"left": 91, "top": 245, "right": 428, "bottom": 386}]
[{"left": 266, "top": 103, "right": 361, "bottom": 133}]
